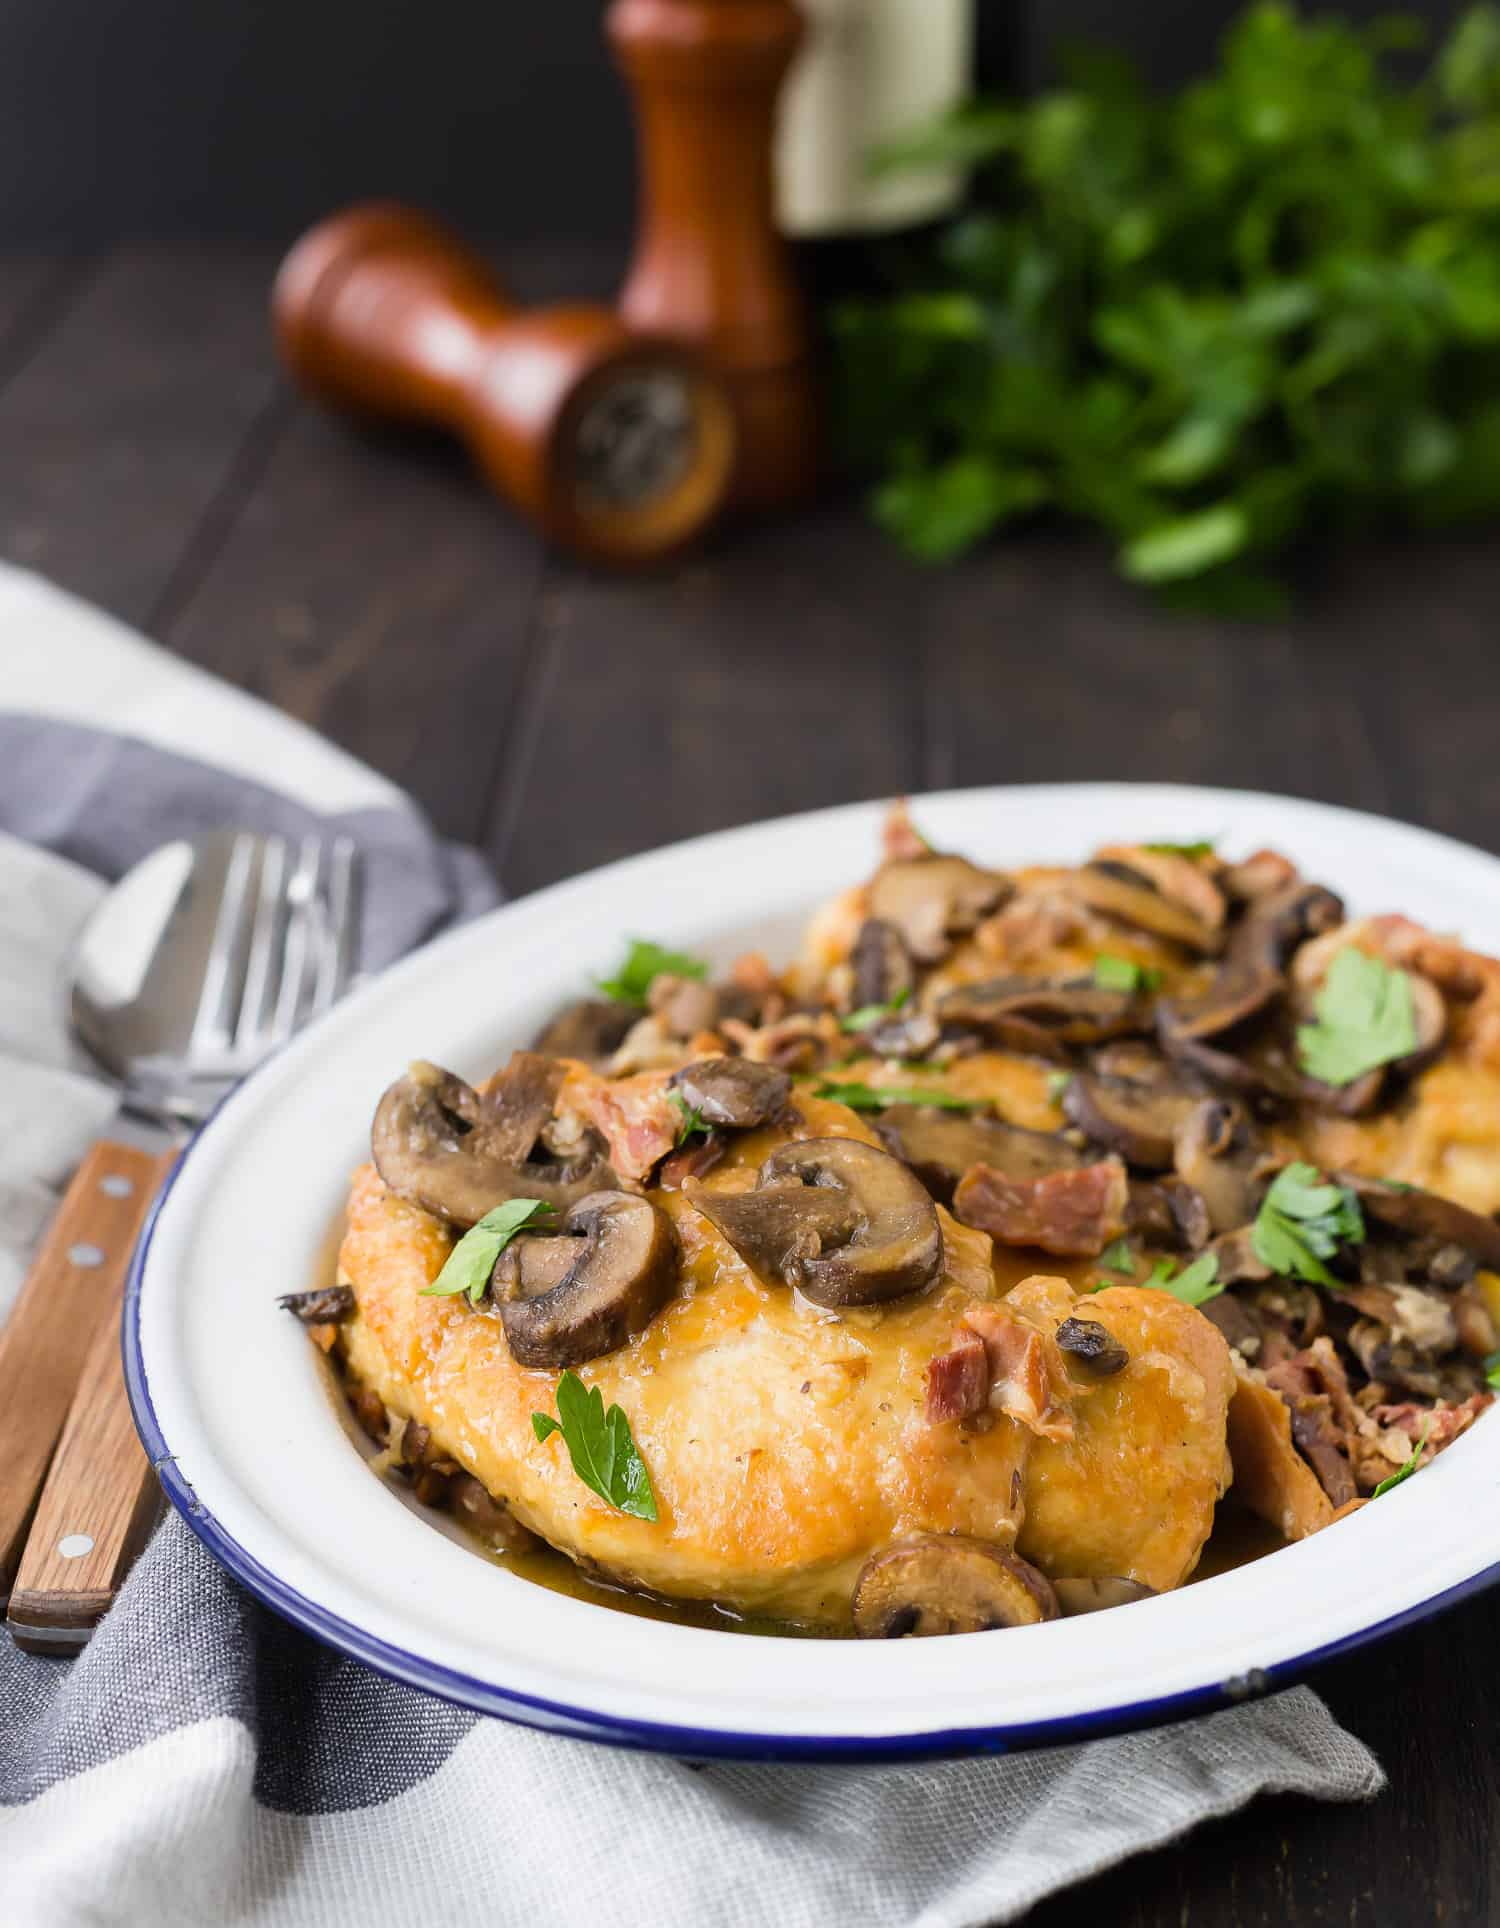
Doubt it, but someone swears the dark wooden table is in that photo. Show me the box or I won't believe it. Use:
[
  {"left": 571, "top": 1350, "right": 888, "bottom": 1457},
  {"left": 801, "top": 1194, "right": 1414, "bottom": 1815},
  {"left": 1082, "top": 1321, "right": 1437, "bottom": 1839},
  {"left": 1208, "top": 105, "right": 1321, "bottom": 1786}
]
[{"left": 5, "top": 243, "right": 1497, "bottom": 1925}]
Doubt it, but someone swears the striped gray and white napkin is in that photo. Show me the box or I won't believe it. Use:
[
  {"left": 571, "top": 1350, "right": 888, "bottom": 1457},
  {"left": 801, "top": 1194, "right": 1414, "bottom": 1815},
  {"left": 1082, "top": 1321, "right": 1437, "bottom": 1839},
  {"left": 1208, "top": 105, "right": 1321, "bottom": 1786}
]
[{"left": 0, "top": 565, "right": 1383, "bottom": 1927}]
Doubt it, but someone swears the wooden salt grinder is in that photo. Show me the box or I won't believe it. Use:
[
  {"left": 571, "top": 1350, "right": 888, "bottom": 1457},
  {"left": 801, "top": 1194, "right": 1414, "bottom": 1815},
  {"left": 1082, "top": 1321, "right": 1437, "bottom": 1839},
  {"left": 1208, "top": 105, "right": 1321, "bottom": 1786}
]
[
  {"left": 609, "top": 0, "right": 821, "bottom": 509},
  {"left": 273, "top": 203, "right": 738, "bottom": 567}
]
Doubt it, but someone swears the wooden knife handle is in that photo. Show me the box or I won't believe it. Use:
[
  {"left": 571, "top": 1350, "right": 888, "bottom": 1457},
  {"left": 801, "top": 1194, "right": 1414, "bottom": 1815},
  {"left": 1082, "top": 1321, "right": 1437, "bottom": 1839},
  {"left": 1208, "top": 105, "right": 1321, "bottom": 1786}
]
[
  {"left": 8, "top": 1237, "right": 171, "bottom": 1652},
  {"left": 0, "top": 1141, "right": 169, "bottom": 1608}
]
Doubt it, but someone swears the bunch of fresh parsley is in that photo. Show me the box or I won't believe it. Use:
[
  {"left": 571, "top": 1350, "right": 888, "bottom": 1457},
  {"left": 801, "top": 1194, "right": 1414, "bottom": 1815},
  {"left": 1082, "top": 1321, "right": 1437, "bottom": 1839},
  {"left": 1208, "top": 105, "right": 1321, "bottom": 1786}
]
[{"left": 831, "top": 3, "right": 1500, "bottom": 607}]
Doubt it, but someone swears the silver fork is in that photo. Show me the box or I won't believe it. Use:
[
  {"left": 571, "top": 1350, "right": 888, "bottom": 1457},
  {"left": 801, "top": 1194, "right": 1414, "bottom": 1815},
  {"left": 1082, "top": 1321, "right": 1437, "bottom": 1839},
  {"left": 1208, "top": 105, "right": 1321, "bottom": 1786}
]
[
  {"left": 4, "top": 830, "right": 363, "bottom": 1651},
  {"left": 118, "top": 831, "right": 362, "bottom": 1124}
]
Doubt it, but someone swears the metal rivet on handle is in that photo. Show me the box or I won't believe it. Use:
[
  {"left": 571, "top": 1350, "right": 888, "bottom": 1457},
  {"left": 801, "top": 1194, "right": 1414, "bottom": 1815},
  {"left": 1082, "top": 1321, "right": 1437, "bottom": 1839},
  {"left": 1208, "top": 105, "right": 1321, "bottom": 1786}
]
[
  {"left": 100, "top": 1174, "right": 134, "bottom": 1198},
  {"left": 68, "top": 1244, "right": 105, "bottom": 1269},
  {"left": 57, "top": 1535, "right": 95, "bottom": 1560}
]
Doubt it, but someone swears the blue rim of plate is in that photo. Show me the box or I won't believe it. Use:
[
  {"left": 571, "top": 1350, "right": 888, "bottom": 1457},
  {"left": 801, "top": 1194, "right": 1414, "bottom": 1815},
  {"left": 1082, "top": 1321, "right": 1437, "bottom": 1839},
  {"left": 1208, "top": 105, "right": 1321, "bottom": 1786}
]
[{"left": 122, "top": 1117, "right": 1500, "bottom": 1762}]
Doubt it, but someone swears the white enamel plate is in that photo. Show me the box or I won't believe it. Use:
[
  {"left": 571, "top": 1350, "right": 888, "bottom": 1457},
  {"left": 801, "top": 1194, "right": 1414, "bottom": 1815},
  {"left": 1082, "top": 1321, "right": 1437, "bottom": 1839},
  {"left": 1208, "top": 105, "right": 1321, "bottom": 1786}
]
[{"left": 126, "top": 785, "right": 1500, "bottom": 1758}]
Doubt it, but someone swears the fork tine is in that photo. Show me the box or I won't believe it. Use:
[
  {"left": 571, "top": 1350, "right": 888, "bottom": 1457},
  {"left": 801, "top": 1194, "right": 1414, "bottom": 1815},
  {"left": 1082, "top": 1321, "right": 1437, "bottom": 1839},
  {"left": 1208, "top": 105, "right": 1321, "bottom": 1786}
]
[
  {"left": 311, "top": 837, "right": 361, "bottom": 1015},
  {"left": 189, "top": 833, "right": 258, "bottom": 1054},
  {"left": 269, "top": 837, "right": 326, "bottom": 1046},
  {"left": 233, "top": 835, "right": 290, "bottom": 1055}
]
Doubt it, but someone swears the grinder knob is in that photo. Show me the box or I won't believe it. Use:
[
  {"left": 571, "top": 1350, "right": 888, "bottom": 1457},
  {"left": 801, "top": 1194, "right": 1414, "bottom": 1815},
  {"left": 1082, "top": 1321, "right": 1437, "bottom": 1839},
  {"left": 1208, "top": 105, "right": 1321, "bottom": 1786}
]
[{"left": 273, "top": 203, "right": 737, "bottom": 567}]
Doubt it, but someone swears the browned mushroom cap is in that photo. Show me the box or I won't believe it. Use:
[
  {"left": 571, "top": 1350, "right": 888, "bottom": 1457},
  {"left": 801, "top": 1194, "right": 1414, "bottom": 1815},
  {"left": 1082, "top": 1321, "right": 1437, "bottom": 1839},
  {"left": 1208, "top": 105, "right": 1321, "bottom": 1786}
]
[
  {"left": 849, "top": 916, "right": 915, "bottom": 1009},
  {"left": 1172, "top": 1096, "right": 1266, "bottom": 1234},
  {"left": 1053, "top": 1576, "right": 1156, "bottom": 1616},
  {"left": 1160, "top": 881, "right": 1344, "bottom": 1043},
  {"left": 669, "top": 1057, "right": 791, "bottom": 1129},
  {"left": 531, "top": 999, "right": 641, "bottom": 1064},
  {"left": 371, "top": 1059, "right": 612, "bottom": 1228},
  {"left": 1063, "top": 1067, "right": 1202, "bottom": 1169},
  {"left": 498, "top": 1191, "right": 677, "bottom": 1368},
  {"left": 937, "top": 976, "right": 1145, "bottom": 1057},
  {"left": 1398, "top": 973, "right": 1448, "bottom": 1078},
  {"left": 1338, "top": 1174, "right": 1500, "bottom": 1269},
  {"left": 1066, "top": 856, "right": 1224, "bottom": 953},
  {"left": 278, "top": 1284, "right": 355, "bottom": 1324},
  {"left": 685, "top": 1137, "right": 944, "bottom": 1308},
  {"left": 875, "top": 1105, "right": 1082, "bottom": 1203},
  {"left": 852, "top": 1536, "right": 1059, "bottom": 1637},
  {"left": 867, "top": 855, "right": 1012, "bottom": 963}
]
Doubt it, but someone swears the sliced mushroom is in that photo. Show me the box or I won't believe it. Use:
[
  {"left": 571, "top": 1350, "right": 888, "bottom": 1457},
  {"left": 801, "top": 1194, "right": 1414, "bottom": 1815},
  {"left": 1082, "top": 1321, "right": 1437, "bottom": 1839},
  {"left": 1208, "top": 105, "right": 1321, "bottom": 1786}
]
[
  {"left": 278, "top": 1284, "right": 355, "bottom": 1324},
  {"left": 867, "top": 855, "right": 1012, "bottom": 963},
  {"left": 669, "top": 1057, "right": 791, "bottom": 1130},
  {"left": 851, "top": 1536, "right": 1059, "bottom": 1637},
  {"left": 1055, "top": 1316, "right": 1129, "bottom": 1375},
  {"left": 492, "top": 1234, "right": 589, "bottom": 1302},
  {"left": 937, "top": 975, "right": 1146, "bottom": 1057},
  {"left": 498, "top": 1191, "right": 677, "bottom": 1368},
  {"left": 531, "top": 999, "right": 641, "bottom": 1064},
  {"left": 875, "top": 1105, "right": 1082, "bottom": 1204},
  {"left": 648, "top": 972, "right": 720, "bottom": 1039},
  {"left": 372, "top": 1061, "right": 613, "bottom": 1228},
  {"left": 1066, "top": 857, "right": 1223, "bottom": 953},
  {"left": 1053, "top": 1576, "right": 1156, "bottom": 1616},
  {"left": 1171, "top": 1097, "right": 1266, "bottom": 1235},
  {"left": 1063, "top": 1068, "right": 1202, "bottom": 1169},
  {"left": 849, "top": 916, "right": 915, "bottom": 1009},
  {"left": 685, "top": 1136, "right": 944, "bottom": 1308},
  {"left": 1160, "top": 881, "right": 1344, "bottom": 1043},
  {"left": 1094, "top": 845, "right": 1227, "bottom": 934},
  {"left": 1338, "top": 1174, "right": 1500, "bottom": 1270},
  {"left": 861, "top": 1009, "right": 943, "bottom": 1061}
]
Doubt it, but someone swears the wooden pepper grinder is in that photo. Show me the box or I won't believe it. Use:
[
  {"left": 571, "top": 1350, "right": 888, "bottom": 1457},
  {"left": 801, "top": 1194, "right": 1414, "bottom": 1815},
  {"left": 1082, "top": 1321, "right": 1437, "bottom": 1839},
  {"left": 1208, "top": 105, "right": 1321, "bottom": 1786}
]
[
  {"left": 609, "top": 0, "right": 821, "bottom": 508},
  {"left": 273, "top": 203, "right": 738, "bottom": 567}
]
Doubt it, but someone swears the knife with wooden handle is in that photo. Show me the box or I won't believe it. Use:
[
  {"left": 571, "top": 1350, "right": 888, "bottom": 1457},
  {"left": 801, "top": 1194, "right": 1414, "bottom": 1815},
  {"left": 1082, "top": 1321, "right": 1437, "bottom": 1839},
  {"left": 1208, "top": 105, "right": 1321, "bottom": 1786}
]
[{"left": 0, "top": 1142, "right": 173, "bottom": 1641}]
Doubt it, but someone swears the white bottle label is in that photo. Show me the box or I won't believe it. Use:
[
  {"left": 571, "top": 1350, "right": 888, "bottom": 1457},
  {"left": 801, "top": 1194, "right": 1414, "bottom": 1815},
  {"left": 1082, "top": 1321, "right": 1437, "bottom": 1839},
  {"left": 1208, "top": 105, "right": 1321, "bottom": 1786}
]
[{"left": 775, "top": 0, "right": 974, "bottom": 237}]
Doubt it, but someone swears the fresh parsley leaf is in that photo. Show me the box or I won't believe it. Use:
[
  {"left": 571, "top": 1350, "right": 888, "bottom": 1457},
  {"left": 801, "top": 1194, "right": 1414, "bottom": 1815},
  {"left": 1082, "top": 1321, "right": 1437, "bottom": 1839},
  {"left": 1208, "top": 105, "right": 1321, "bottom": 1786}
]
[
  {"left": 1093, "top": 954, "right": 1164, "bottom": 992},
  {"left": 1371, "top": 1418, "right": 1433, "bottom": 1498},
  {"left": 667, "top": 1089, "right": 708, "bottom": 1147},
  {"left": 1484, "top": 1347, "right": 1500, "bottom": 1391},
  {"left": 1140, "top": 1251, "right": 1223, "bottom": 1306},
  {"left": 1144, "top": 839, "right": 1217, "bottom": 858},
  {"left": 596, "top": 938, "right": 708, "bottom": 1004},
  {"left": 1251, "top": 1162, "right": 1365, "bottom": 1287},
  {"left": 1296, "top": 948, "right": 1418, "bottom": 1087},
  {"left": 841, "top": 987, "right": 912, "bottom": 1033},
  {"left": 531, "top": 1370, "right": 658, "bottom": 1521},
  {"left": 1046, "top": 1070, "right": 1074, "bottom": 1103},
  {"left": 814, "top": 1081, "right": 981, "bottom": 1112},
  {"left": 1098, "top": 1236, "right": 1135, "bottom": 1275},
  {"left": 423, "top": 1199, "right": 557, "bottom": 1307}
]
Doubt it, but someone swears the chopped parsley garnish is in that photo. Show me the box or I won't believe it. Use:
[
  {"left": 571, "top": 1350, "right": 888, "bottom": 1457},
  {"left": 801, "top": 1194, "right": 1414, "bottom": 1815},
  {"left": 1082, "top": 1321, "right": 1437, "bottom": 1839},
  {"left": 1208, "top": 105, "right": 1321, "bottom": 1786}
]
[
  {"left": 1484, "top": 1347, "right": 1500, "bottom": 1391},
  {"left": 423, "top": 1199, "right": 557, "bottom": 1306},
  {"left": 1046, "top": 1070, "right": 1073, "bottom": 1103},
  {"left": 1140, "top": 1250, "right": 1222, "bottom": 1307},
  {"left": 667, "top": 1089, "right": 708, "bottom": 1147},
  {"left": 1371, "top": 1418, "right": 1432, "bottom": 1499},
  {"left": 532, "top": 1370, "right": 658, "bottom": 1521},
  {"left": 1296, "top": 948, "right": 1417, "bottom": 1087},
  {"left": 596, "top": 938, "right": 708, "bottom": 1004},
  {"left": 815, "top": 1081, "right": 981, "bottom": 1112},
  {"left": 1093, "top": 954, "right": 1163, "bottom": 993},
  {"left": 1144, "top": 839, "right": 1217, "bottom": 859},
  {"left": 841, "top": 986, "right": 911, "bottom": 1033},
  {"left": 1251, "top": 1163, "right": 1364, "bottom": 1288},
  {"left": 1097, "top": 1236, "right": 1135, "bottom": 1275}
]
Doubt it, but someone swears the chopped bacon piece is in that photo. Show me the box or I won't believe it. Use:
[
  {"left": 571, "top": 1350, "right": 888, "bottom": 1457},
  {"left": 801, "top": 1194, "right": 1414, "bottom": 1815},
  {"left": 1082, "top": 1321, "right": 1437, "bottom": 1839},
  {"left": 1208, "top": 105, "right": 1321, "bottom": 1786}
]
[
  {"left": 963, "top": 1302, "right": 1074, "bottom": 1441},
  {"left": 563, "top": 1068, "right": 678, "bottom": 1182},
  {"left": 925, "top": 1327, "right": 990, "bottom": 1424},
  {"left": 954, "top": 1158, "right": 1128, "bottom": 1258},
  {"left": 881, "top": 797, "right": 931, "bottom": 863},
  {"left": 1369, "top": 1392, "right": 1493, "bottom": 1459}
]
